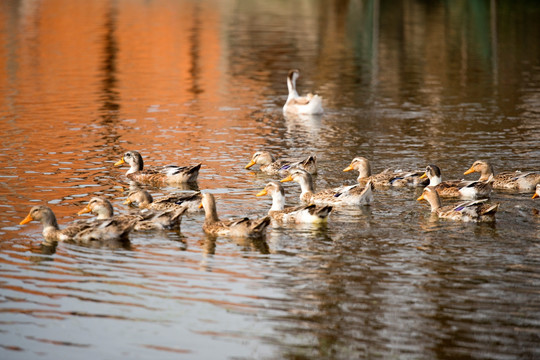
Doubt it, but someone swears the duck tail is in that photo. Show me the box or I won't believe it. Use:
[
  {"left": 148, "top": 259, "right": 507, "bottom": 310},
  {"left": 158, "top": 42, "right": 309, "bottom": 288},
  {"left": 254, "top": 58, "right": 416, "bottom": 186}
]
[
  {"left": 482, "top": 203, "right": 499, "bottom": 216},
  {"left": 252, "top": 216, "right": 271, "bottom": 232}
]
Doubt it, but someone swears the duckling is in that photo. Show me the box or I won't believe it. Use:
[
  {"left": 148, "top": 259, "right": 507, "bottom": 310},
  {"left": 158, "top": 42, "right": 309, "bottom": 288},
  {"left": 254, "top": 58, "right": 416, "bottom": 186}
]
[
  {"left": 417, "top": 187, "right": 499, "bottom": 222},
  {"left": 256, "top": 181, "right": 332, "bottom": 223},
  {"left": 114, "top": 150, "right": 201, "bottom": 185},
  {"left": 464, "top": 160, "right": 540, "bottom": 191},
  {"left": 343, "top": 157, "right": 426, "bottom": 188},
  {"left": 245, "top": 151, "right": 317, "bottom": 175},
  {"left": 199, "top": 193, "right": 271, "bottom": 237},
  {"left": 422, "top": 164, "right": 492, "bottom": 199},
  {"left": 283, "top": 69, "right": 323, "bottom": 115},
  {"left": 124, "top": 189, "right": 202, "bottom": 213},
  {"left": 20, "top": 205, "right": 134, "bottom": 244},
  {"left": 77, "top": 197, "right": 186, "bottom": 231},
  {"left": 280, "top": 169, "right": 373, "bottom": 206}
]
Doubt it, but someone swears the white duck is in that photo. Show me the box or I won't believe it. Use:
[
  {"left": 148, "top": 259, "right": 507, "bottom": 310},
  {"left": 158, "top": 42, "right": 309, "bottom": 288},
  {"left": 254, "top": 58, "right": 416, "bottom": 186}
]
[{"left": 283, "top": 69, "right": 323, "bottom": 115}]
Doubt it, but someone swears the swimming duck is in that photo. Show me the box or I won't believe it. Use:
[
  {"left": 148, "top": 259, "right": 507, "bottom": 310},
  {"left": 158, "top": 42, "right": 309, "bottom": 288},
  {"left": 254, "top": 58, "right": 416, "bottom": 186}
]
[
  {"left": 114, "top": 151, "right": 201, "bottom": 185},
  {"left": 280, "top": 169, "right": 373, "bottom": 206},
  {"left": 283, "top": 69, "right": 323, "bottom": 115},
  {"left": 256, "top": 181, "right": 332, "bottom": 223},
  {"left": 417, "top": 187, "right": 499, "bottom": 222},
  {"left": 20, "top": 205, "right": 134, "bottom": 244},
  {"left": 421, "top": 164, "right": 492, "bottom": 199},
  {"left": 77, "top": 197, "right": 186, "bottom": 231},
  {"left": 343, "top": 157, "right": 427, "bottom": 188},
  {"left": 245, "top": 151, "right": 317, "bottom": 175},
  {"left": 199, "top": 193, "right": 271, "bottom": 237},
  {"left": 533, "top": 184, "right": 539, "bottom": 199},
  {"left": 124, "top": 189, "right": 202, "bottom": 213},
  {"left": 464, "top": 160, "right": 540, "bottom": 191}
]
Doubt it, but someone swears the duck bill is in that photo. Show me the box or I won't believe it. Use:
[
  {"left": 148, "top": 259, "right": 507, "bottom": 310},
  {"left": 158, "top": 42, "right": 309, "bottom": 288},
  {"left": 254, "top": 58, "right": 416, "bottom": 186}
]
[
  {"left": 256, "top": 189, "right": 268, "bottom": 197},
  {"left": 420, "top": 173, "right": 427, "bottom": 179},
  {"left": 416, "top": 194, "right": 425, "bottom": 201},
  {"left": 123, "top": 199, "right": 132, "bottom": 205},
  {"left": 114, "top": 157, "right": 125, "bottom": 166},
  {"left": 463, "top": 167, "right": 475, "bottom": 175},
  {"left": 245, "top": 160, "right": 256, "bottom": 169},
  {"left": 343, "top": 165, "right": 354, "bottom": 172},
  {"left": 280, "top": 175, "right": 293, "bottom": 183},
  {"left": 198, "top": 202, "right": 204, "bottom": 209},
  {"left": 19, "top": 214, "right": 33, "bottom": 225},
  {"left": 533, "top": 193, "right": 539, "bottom": 199},
  {"left": 77, "top": 206, "right": 92, "bottom": 215}
]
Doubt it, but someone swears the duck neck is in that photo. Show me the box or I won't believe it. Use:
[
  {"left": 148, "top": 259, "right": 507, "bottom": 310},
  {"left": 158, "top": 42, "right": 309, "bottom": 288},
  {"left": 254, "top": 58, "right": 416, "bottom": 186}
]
[
  {"left": 357, "top": 166, "right": 371, "bottom": 181},
  {"left": 297, "top": 177, "right": 315, "bottom": 200},
  {"left": 270, "top": 192, "right": 286, "bottom": 211},
  {"left": 204, "top": 205, "right": 220, "bottom": 224},
  {"left": 427, "top": 194, "right": 442, "bottom": 212},
  {"left": 429, "top": 175, "right": 442, "bottom": 186},
  {"left": 287, "top": 75, "right": 299, "bottom": 101},
  {"left": 479, "top": 164, "right": 495, "bottom": 181}
]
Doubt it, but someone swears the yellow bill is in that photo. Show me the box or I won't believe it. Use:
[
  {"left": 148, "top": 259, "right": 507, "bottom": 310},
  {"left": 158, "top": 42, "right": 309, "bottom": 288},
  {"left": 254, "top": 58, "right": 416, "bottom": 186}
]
[
  {"left": 256, "top": 189, "right": 268, "bottom": 197},
  {"left": 245, "top": 160, "right": 256, "bottom": 169},
  {"left": 280, "top": 175, "right": 293, "bottom": 183},
  {"left": 19, "top": 214, "right": 33, "bottom": 225},
  {"left": 114, "top": 157, "right": 125, "bottom": 166}
]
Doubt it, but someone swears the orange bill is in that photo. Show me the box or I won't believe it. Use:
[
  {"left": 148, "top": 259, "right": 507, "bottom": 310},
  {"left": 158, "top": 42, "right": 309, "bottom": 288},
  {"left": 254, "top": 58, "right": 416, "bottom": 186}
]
[
  {"left": 77, "top": 206, "right": 92, "bottom": 215},
  {"left": 420, "top": 173, "right": 427, "bottom": 179},
  {"left": 416, "top": 194, "right": 425, "bottom": 201},
  {"left": 19, "top": 214, "right": 33, "bottom": 225},
  {"left": 199, "top": 202, "right": 204, "bottom": 209},
  {"left": 256, "top": 189, "right": 268, "bottom": 197},
  {"left": 245, "top": 160, "right": 256, "bottom": 169},
  {"left": 533, "top": 193, "right": 539, "bottom": 199},
  {"left": 463, "top": 167, "right": 475, "bottom": 175},
  {"left": 280, "top": 175, "right": 293, "bottom": 183},
  {"left": 114, "top": 157, "right": 125, "bottom": 166}
]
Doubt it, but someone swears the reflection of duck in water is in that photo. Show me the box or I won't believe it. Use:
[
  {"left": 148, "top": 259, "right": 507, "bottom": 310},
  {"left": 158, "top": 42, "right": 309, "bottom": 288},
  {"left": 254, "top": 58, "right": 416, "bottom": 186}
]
[
  {"left": 20, "top": 205, "right": 134, "bottom": 245},
  {"left": 283, "top": 69, "right": 323, "bottom": 115},
  {"left": 421, "top": 164, "right": 492, "bottom": 199},
  {"left": 78, "top": 197, "right": 186, "bottom": 231},
  {"left": 256, "top": 181, "right": 332, "bottom": 224},
  {"left": 199, "top": 193, "right": 271, "bottom": 237},
  {"left": 114, "top": 150, "right": 201, "bottom": 185},
  {"left": 281, "top": 169, "right": 373, "bottom": 206},
  {"left": 464, "top": 160, "right": 540, "bottom": 191},
  {"left": 245, "top": 150, "right": 317, "bottom": 175},
  {"left": 417, "top": 187, "right": 499, "bottom": 222}
]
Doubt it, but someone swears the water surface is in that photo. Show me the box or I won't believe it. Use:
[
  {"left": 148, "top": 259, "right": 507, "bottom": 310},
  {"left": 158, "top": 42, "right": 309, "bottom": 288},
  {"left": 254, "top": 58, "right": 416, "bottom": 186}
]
[{"left": 1, "top": 0, "right": 539, "bottom": 359}]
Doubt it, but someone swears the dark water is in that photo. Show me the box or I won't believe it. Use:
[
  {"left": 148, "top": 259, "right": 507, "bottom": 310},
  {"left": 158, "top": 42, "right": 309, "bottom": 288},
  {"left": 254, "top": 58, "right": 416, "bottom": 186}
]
[{"left": 1, "top": 0, "right": 539, "bottom": 359}]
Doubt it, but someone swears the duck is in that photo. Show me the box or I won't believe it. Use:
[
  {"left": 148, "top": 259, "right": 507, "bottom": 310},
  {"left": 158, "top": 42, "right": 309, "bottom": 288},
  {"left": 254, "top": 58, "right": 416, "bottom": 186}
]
[
  {"left": 123, "top": 189, "right": 202, "bottom": 213},
  {"left": 77, "top": 197, "right": 186, "bottom": 231},
  {"left": 114, "top": 150, "right": 201, "bottom": 185},
  {"left": 256, "top": 181, "right": 332, "bottom": 223},
  {"left": 464, "top": 160, "right": 540, "bottom": 191},
  {"left": 280, "top": 169, "right": 373, "bottom": 206},
  {"left": 199, "top": 193, "right": 271, "bottom": 237},
  {"left": 343, "top": 157, "right": 427, "bottom": 188},
  {"left": 417, "top": 187, "right": 499, "bottom": 222},
  {"left": 421, "top": 164, "right": 492, "bottom": 199},
  {"left": 283, "top": 69, "right": 323, "bottom": 115},
  {"left": 245, "top": 151, "right": 317, "bottom": 175},
  {"left": 20, "top": 205, "right": 134, "bottom": 244},
  {"left": 533, "top": 184, "right": 540, "bottom": 199}
]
